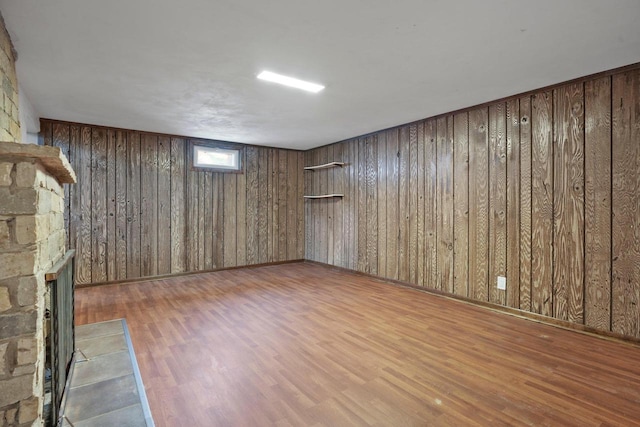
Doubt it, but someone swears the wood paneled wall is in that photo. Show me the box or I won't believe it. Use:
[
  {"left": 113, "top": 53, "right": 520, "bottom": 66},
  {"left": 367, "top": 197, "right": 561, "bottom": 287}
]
[
  {"left": 305, "top": 67, "right": 640, "bottom": 339},
  {"left": 41, "top": 120, "right": 305, "bottom": 285}
]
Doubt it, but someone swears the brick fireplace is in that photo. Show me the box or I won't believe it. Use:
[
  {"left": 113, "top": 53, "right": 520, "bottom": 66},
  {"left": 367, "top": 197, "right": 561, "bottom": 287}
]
[{"left": 0, "top": 142, "right": 75, "bottom": 426}]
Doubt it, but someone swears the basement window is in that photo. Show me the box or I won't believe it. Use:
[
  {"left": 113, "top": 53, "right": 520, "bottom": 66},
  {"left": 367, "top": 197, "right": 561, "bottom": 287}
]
[{"left": 191, "top": 141, "right": 243, "bottom": 172}]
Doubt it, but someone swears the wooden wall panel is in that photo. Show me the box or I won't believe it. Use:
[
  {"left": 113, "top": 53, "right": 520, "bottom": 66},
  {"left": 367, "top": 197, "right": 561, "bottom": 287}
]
[
  {"left": 377, "top": 134, "right": 387, "bottom": 277},
  {"left": 303, "top": 65, "right": 640, "bottom": 339},
  {"left": 258, "top": 148, "right": 269, "bottom": 264},
  {"left": 297, "top": 151, "right": 305, "bottom": 260},
  {"left": 416, "top": 122, "right": 426, "bottom": 287},
  {"left": 398, "top": 127, "right": 410, "bottom": 282},
  {"left": 332, "top": 144, "right": 344, "bottom": 267},
  {"left": 366, "top": 136, "right": 378, "bottom": 275},
  {"left": 140, "top": 134, "right": 158, "bottom": 277},
  {"left": 44, "top": 121, "right": 304, "bottom": 285},
  {"left": 91, "top": 127, "right": 107, "bottom": 283},
  {"left": 506, "top": 99, "right": 521, "bottom": 309},
  {"left": 468, "top": 108, "right": 489, "bottom": 301},
  {"left": 326, "top": 145, "right": 335, "bottom": 265},
  {"left": 612, "top": 71, "right": 640, "bottom": 337},
  {"left": 531, "top": 92, "right": 554, "bottom": 316},
  {"left": 386, "top": 130, "right": 399, "bottom": 281},
  {"left": 213, "top": 173, "right": 224, "bottom": 269},
  {"left": 424, "top": 120, "right": 438, "bottom": 288},
  {"left": 553, "top": 83, "right": 585, "bottom": 323},
  {"left": 106, "top": 130, "right": 116, "bottom": 281},
  {"left": 52, "top": 123, "right": 70, "bottom": 247},
  {"left": 437, "top": 116, "right": 454, "bottom": 293},
  {"left": 518, "top": 97, "right": 533, "bottom": 311},
  {"left": 277, "top": 150, "right": 287, "bottom": 262},
  {"left": 408, "top": 124, "right": 418, "bottom": 284},
  {"left": 453, "top": 112, "right": 469, "bottom": 297},
  {"left": 488, "top": 103, "right": 507, "bottom": 306},
  {"left": 203, "top": 172, "right": 213, "bottom": 269},
  {"left": 157, "top": 136, "right": 172, "bottom": 275},
  {"left": 584, "top": 77, "right": 611, "bottom": 330},
  {"left": 357, "top": 138, "right": 367, "bottom": 272},
  {"left": 170, "top": 137, "right": 186, "bottom": 273}
]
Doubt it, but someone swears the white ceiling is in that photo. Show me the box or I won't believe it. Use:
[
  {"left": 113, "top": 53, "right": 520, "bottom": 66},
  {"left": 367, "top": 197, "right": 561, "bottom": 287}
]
[{"left": 1, "top": 0, "right": 639, "bottom": 150}]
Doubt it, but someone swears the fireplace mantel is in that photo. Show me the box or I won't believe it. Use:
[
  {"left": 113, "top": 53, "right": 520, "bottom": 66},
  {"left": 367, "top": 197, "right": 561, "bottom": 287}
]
[{"left": 0, "top": 141, "right": 76, "bottom": 184}]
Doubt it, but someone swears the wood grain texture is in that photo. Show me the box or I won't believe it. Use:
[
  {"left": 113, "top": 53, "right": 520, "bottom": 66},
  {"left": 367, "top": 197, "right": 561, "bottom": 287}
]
[
  {"left": 398, "top": 127, "right": 410, "bottom": 282},
  {"left": 327, "top": 145, "right": 335, "bottom": 265},
  {"left": 203, "top": 172, "right": 213, "bottom": 270},
  {"left": 223, "top": 173, "right": 237, "bottom": 267},
  {"left": 297, "top": 151, "right": 305, "bottom": 260},
  {"left": 386, "top": 130, "right": 399, "bottom": 281},
  {"left": 408, "top": 124, "right": 418, "bottom": 284},
  {"left": 489, "top": 103, "right": 507, "bottom": 305},
  {"left": 357, "top": 138, "right": 367, "bottom": 273},
  {"left": 453, "top": 113, "right": 469, "bottom": 297},
  {"left": 91, "top": 127, "right": 108, "bottom": 283},
  {"left": 377, "top": 133, "right": 387, "bottom": 278},
  {"left": 69, "top": 125, "right": 82, "bottom": 276},
  {"left": 612, "top": 70, "right": 640, "bottom": 337},
  {"left": 185, "top": 142, "right": 198, "bottom": 272},
  {"left": 140, "top": 134, "right": 158, "bottom": 277},
  {"left": 237, "top": 153, "right": 247, "bottom": 266},
  {"left": 350, "top": 138, "right": 358, "bottom": 271},
  {"left": 468, "top": 109, "right": 489, "bottom": 301},
  {"left": 287, "top": 150, "right": 298, "bottom": 261},
  {"left": 52, "top": 123, "right": 71, "bottom": 247},
  {"left": 43, "top": 121, "right": 303, "bottom": 285},
  {"left": 438, "top": 117, "right": 454, "bottom": 293},
  {"left": 126, "top": 131, "right": 141, "bottom": 278},
  {"left": 77, "top": 127, "right": 93, "bottom": 284},
  {"left": 531, "top": 92, "right": 554, "bottom": 316},
  {"left": 506, "top": 99, "right": 521, "bottom": 309},
  {"left": 333, "top": 144, "right": 344, "bottom": 268},
  {"left": 553, "top": 83, "right": 585, "bottom": 323},
  {"left": 366, "top": 136, "right": 378, "bottom": 275},
  {"left": 76, "top": 262, "right": 640, "bottom": 427},
  {"left": 416, "top": 122, "right": 426, "bottom": 287},
  {"left": 519, "top": 97, "right": 533, "bottom": 311},
  {"left": 584, "top": 77, "right": 612, "bottom": 331},
  {"left": 213, "top": 173, "right": 224, "bottom": 269},
  {"left": 157, "top": 136, "right": 172, "bottom": 275},
  {"left": 197, "top": 171, "right": 205, "bottom": 270},
  {"left": 424, "top": 120, "right": 438, "bottom": 289},
  {"left": 258, "top": 148, "right": 269, "bottom": 264},
  {"left": 277, "top": 149, "right": 287, "bottom": 262},
  {"left": 170, "top": 138, "right": 186, "bottom": 273},
  {"left": 246, "top": 146, "right": 259, "bottom": 265},
  {"left": 106, "top": 129, "right": 117, "bottom": 281}
]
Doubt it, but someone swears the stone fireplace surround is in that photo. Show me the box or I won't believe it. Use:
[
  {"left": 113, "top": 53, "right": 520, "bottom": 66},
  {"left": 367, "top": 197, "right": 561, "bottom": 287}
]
[{"left": 0, "top": 141, "right": 75, "bottom": 426}]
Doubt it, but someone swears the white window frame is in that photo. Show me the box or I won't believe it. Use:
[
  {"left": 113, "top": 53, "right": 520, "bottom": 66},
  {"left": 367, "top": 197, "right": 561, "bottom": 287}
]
[{"left": 190, "top": 140, "right": 244, "bottom": 173}]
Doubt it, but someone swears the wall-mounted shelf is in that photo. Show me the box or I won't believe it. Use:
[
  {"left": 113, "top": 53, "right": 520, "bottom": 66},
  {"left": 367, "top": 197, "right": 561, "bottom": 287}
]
[
  {"left": 303, "top": 194, "right": 344, "bottom": 199},
  {"left": 304, "top": 162, "right": 345, "bottom": 171}
]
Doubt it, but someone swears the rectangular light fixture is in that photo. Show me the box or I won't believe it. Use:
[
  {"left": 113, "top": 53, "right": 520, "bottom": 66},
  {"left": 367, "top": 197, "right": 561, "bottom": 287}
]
[{"left": 257, "top": 70, "right": 324, "bottom": 93}]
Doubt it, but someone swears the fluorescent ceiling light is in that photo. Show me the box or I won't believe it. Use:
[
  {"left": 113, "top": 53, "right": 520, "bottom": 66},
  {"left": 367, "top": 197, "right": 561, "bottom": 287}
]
[{"left": 257, "top": 70, "right": 324, "bottom": 93}]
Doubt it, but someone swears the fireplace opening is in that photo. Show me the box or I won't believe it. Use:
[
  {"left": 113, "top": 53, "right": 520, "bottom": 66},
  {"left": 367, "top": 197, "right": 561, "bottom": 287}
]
[{"left": 43, "top": 250, "right": 75, "bottom": 427}]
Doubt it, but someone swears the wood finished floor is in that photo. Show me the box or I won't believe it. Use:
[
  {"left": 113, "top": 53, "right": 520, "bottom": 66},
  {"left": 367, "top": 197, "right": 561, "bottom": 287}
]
[{"left": 75, "top": 262, "right": 640, "bottom": 426}]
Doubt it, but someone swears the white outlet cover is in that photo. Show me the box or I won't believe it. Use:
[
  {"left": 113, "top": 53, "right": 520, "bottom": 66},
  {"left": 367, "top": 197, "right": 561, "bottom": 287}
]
[{"left": 497, "top": 276, "right": 507, "bottom": 290}]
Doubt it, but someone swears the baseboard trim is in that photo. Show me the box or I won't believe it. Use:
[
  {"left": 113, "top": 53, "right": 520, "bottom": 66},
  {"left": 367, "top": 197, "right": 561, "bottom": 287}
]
[
  {"left": 75, "top": 259, "right": 305, "bottom": 289},
  {"left": 303, "top": 260, "right": 640, "bottom": 347}
]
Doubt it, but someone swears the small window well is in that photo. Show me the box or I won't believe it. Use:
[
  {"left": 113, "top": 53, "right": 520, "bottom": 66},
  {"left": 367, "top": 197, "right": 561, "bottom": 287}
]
[{"left": 191, "top": 142, "right": 243, "bottom": 172}]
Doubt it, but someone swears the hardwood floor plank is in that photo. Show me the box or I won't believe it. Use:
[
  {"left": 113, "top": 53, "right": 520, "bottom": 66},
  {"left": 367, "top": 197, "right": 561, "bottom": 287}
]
[{"left": 76, "top": 263, "right": 640, "bottom": 427}]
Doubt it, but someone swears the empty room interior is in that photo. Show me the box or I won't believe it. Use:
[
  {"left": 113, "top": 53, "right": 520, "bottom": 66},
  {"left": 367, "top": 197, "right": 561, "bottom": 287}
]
[{"left": 1, "top": 1, "right": 640, "bottom": 426}]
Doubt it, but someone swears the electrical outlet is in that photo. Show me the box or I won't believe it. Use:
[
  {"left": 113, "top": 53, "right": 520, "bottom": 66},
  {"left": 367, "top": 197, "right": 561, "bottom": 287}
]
[{"left": 497, "top": 276, "right": 507, "bottom": 290}]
